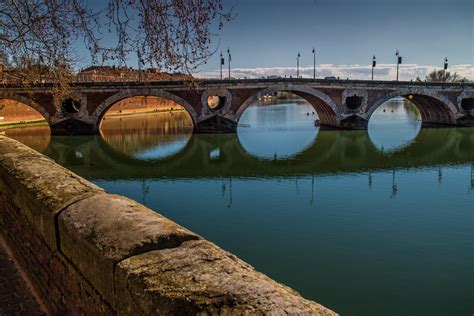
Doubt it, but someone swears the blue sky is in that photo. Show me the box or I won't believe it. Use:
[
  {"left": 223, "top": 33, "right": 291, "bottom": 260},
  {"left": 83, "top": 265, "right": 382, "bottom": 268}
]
[
  {"left": 82, "top": 0, "right": 473, "bottom": 80},
  {"left": 210, "top": 0, "right": 472, "bottom": 68}
]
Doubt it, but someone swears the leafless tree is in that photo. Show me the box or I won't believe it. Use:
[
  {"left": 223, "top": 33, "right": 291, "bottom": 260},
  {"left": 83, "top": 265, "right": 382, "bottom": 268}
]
[
  {"left": 0, "top": 0, "right": 232, "bottom": 106},
  {"left": 425, "top": 69, "right": 467, "bottom": 83}
]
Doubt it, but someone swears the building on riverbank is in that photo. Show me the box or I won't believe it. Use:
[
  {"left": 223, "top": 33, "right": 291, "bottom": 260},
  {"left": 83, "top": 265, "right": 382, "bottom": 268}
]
[{"left": 76, "top": 66, "right": 190, "bottom": 82}]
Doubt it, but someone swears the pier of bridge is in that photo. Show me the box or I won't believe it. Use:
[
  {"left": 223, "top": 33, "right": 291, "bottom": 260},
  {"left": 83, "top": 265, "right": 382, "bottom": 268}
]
[{"left": 1, "top": 79, "right": 473, "bottom": 135}]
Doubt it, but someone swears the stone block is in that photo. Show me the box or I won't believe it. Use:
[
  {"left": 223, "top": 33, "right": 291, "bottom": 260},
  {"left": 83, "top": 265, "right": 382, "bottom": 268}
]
[
  {"left": 115, "top": 239, "right": 337, "bottom": 315},
  {"left": 0, "top": 136, "right": 104, "bottom": 248},
  {"left": 58, "top": 194, "right": 200, "bottom": 307}
]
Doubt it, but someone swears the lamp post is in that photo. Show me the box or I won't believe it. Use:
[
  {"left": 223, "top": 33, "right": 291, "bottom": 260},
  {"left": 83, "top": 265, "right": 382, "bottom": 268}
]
[
  {"left": 297, "top": 52, "right": 300, "bottom": 78},
  {"left": 312, "top": 47, "right": 316, "bottom": 79},
  {"left": 372, "top": 55, "right": 376, "bottom": 81},
  {"left": 227, "top": 48, "right": 231, "bottom": 80},
  {"left": 443, "top": 57, "right": 448, "bottom": 70},
  {"left": 395, "top": 49, "right": 402, "bottom": 81},
  {"left": 220, "top": 52, "right": 224, "bottom": 80},
  {"left": 137, "top": 48, "right": 141, "bottom": 82}
]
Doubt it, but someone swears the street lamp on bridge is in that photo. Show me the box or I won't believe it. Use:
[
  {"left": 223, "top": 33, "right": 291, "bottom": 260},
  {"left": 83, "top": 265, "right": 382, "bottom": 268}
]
[
  {"left": 395, "top": 49, "right": 402, "bottom": 81},
  {"left": 227, "top": 48, "right": 232, "bottom": 80},
  {"left": 312, "top": 47, "right": 316, "bottom": 79},
  {"left": 220, "top": 52, "right": 224, "bottom": 80},
  {"left": 297, "top": 52, "right": 301, "bottom": 78},
  {"left": 372, "top": 55, "right": 376, "bottom": 81}
]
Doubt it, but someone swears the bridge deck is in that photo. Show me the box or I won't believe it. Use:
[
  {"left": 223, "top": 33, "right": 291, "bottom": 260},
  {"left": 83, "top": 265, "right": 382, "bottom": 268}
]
[{"left": 1, "top": 78, "right": 473, "bottom": 90}]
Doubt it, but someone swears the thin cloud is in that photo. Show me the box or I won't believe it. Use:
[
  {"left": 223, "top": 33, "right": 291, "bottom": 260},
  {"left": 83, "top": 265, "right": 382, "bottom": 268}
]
[{"left": 197, "top": 64, "right": 473, "bottom": 81}]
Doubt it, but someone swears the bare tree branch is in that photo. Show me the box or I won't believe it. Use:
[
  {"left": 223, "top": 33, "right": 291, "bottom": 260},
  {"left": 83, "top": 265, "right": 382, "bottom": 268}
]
[{"left": 0, "top": 0, "right": 232, "bottom": 107}]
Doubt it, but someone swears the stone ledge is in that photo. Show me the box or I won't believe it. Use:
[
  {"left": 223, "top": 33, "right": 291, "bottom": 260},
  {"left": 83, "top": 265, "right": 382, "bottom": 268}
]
[
  {"left": 58, "top": 194, "right": 200, "bottom": 307},
  {"left": 0, "top": 136, "right": 104, "bottom": 248},
  {"left": 115, "top": 240, "right": 337, "bottom": 315}
]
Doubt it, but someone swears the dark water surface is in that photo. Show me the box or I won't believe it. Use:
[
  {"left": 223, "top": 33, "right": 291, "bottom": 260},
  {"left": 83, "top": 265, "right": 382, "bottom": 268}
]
[{"left": 3, "top": 101, "right": 473, "bottom": 316}]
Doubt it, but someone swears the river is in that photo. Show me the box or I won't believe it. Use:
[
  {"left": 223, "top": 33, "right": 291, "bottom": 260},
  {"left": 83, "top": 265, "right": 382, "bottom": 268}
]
[{"left": 2, "top": 99, "right": 473, "bottom": 316}]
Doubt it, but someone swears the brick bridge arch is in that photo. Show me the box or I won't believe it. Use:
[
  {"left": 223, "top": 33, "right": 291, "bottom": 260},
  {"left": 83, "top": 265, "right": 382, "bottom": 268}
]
[
  {"left": 0, "top": 92, "right": 51, "bottom": 122},
  {"left": 92, "top": 89, "right": 199, "bottom": 133},
  {"left": 366, "top": 88, "right": 459, "bottom": 125},
  {"left": 234, "top": 86, "right": 342, "bottom": 127}
]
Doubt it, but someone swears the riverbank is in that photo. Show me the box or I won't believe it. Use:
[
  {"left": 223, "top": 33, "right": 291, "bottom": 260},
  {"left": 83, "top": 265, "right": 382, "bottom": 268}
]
[
  {"left": 104, "top": 108, "right": 185, "bottom": 118},
  {"left": 0, "top": 109, "right": 187, "bottom": 130},
  {"left": 0, "top": 120, "right": 48, "bottom": 129}
]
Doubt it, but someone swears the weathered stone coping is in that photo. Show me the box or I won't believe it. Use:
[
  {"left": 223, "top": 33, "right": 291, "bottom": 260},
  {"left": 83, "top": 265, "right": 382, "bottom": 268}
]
[{"left": 0, "top": 135, "right": 337, "bottom": 315}]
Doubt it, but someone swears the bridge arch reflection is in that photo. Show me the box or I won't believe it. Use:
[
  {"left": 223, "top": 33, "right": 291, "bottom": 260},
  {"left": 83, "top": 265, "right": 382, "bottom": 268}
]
[
  {"left": 237, "top": 102, "right": 320, "bottom": 160},
  {"left": 42, "top": 127, "right": 474, "bottom": 180},
  {"left": 368, "top": 99, "right": 422, "bottom": 153}
]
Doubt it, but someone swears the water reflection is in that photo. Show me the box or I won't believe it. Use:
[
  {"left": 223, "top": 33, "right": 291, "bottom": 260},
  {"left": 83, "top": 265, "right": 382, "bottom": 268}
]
[
  {"left": 237, "top": 102, "right": 318, "bottom": 160},
  {"left": 0, "top": 125, "right": 50, "bottom": 152},
  {"left": 41, "top": 127, "right": 474, "bottom": 180},
  {"left": 368, "top": 99, "right": 421, "bottom": 153},
  {"left": 100, "top": 112, "right": 192, "bottom": 160}
]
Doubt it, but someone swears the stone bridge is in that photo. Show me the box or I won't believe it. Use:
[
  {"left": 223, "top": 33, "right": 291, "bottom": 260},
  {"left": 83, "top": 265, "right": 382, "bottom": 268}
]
[{"left": 1, "top": 79, "right": 474, "bottom": 135}]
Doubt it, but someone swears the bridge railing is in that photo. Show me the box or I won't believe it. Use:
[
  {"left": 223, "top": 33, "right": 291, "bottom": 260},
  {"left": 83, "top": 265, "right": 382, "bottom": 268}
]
[{"left": 1, "top": 77, "right": 473, "bottom": 89}]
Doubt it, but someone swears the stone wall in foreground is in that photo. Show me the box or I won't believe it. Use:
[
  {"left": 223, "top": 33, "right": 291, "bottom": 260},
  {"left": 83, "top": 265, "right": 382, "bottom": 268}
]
[{"left": 0, "top": 135, "right": 337, "bottom": 315}]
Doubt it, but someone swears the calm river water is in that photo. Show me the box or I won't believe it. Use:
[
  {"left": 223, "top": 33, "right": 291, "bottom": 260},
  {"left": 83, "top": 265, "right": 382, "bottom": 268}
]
[{"left": 2, "top": 100, "right": 473, "bottom": 316}]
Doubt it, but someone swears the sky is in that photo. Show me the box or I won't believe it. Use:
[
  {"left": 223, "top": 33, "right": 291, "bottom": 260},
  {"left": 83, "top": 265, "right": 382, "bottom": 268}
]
[
  {"left": 197, "top": 0, "right": 473, "bottom": 80},
  {"left": 81, "top": 0, "right": 473, "bottom": 80}
]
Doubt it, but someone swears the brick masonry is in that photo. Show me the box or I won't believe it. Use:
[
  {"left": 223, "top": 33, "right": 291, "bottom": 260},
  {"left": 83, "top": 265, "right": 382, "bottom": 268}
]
[
  {"left": 0, "top": 192, "right": 114, "bottom": 315},
  {"left": 0, "top": 239, "right": 44, "bottom": 315}
]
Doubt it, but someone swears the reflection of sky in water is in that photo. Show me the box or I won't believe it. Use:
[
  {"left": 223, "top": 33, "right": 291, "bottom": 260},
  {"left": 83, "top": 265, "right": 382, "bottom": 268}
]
[
  {"left": 132, "top": 134, "right": 191, "bottom": 160},
  {"left": 237, "top": 103, "right": 318, "bottom": 159},
  {"left": 368, "top": 100, "right": 421, "bottom": 153}
]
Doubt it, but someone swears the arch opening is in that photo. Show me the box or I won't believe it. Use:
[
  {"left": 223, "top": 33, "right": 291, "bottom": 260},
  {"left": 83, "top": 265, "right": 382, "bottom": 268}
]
[
  {"left": 237, "top": 90, "right": 320, "bottom": 160},
  {"left": 368, "top": 96, "right": 421, "bottom": 154},
  {"left": 346, "top": 95, "right": 363, "bottom": 110},
  {"left": 236, "top": 87, "right": 340, "bottom": 128},
  {"left": 99, "top": 96, "right": 194, "bottom": 161},
  {"left": 61, "top": 97, "right": 81, "bottom": 114},
  {"left": 0, "top": 98, "right": 51, "bottom": 152},
  {"left": 207, "top": 95, "right": 226, "bottom": 111},
  {"left": 461, "top": 98, "right": 474, "bottom": 116},
  {"left": 368, "top": 91, "right": 456, "bottom": 127}
]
